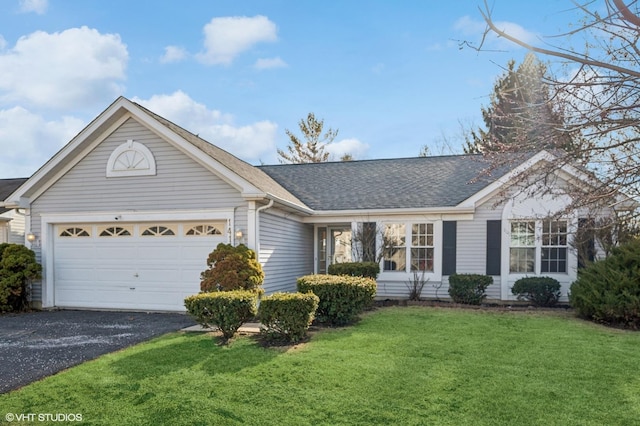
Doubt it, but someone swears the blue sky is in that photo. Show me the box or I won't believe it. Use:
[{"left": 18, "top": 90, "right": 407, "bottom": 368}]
[{"left": 0, "top": 0, "right": 581, "bottom": 178}]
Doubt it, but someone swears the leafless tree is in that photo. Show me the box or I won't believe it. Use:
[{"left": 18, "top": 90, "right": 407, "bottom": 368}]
[{"left": 466, "top": 0, "right": 640, "bottom": 227}]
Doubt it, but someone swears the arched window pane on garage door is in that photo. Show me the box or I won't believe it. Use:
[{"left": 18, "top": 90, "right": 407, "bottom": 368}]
[
  {"left": 59, "top": 227, "right": 91, "bottom": 237},
  {"left": 99, "top": 226, "right": 132, "bottom": 237},
  {"left": 185, "top": 224, "right": 224, "bottom": 236},
  {"left": 141, "top": 225, "right": 176, "bottom": 236}
]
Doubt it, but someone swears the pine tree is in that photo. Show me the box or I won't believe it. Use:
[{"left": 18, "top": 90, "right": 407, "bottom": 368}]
[
  {"left": 466, "top": 54, "right": 578, "bottom": 155},
  {"left": 277, "top": 113, "right": 338, "bottom": 164}
]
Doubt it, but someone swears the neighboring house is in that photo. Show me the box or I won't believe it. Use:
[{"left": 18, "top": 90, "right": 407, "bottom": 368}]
[
  {"left": 1, "top": 97, "right": 632, "bottom": 311},
  {"left": 0, "top": 178, "right": 29, "bottom": 245}
]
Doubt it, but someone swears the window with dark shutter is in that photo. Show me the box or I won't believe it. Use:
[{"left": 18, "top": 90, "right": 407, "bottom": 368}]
[
  {"left": 486, "top": 220, "right": 501, "bottom": 275},
  {"left": 442, "top": 221, "right": 457, "bottom": 275}
]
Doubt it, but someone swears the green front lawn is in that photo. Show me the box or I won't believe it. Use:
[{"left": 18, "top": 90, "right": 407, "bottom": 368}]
[{"left": 2, "top": 307, "right": 639, "bottom": 425}]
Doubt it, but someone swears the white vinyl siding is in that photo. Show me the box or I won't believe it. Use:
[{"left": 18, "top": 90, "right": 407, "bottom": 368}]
[
  {"left": 28, "top": 118, "right": 249, "bottom": 305},
  {"left": 259, "top": 209, "right": 314, "bottom": 294},
  {"left": 0, "top": 211, "right": 25, "bottom": 245},
  {"left": 456, "top": 199, "right": 504, "bottom": 300}
]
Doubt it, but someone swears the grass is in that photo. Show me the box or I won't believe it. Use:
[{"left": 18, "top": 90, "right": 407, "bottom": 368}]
[{"left": 2, "top": 306, "right": 640, "bottom": 425}]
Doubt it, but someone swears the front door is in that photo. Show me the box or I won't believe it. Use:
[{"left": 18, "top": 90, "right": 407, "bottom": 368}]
[{"left": 317, "top": 226, "right": 352, "bottom": 273}]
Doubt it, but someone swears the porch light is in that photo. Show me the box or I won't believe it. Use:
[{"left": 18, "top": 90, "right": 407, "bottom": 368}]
[
  {"left": 26, "top": 233, "right": 37, "bottom": 243},
  {"left": 235, "top": 229, "right": 244, "bottom": 239}
]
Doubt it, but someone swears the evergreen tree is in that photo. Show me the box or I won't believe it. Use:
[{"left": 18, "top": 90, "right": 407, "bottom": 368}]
[
  {"left": 277, "top": 113, "right": 338, "bottom": 163},
  {"left": 466, "top": 54, "right": 577, "bottom": 154}
]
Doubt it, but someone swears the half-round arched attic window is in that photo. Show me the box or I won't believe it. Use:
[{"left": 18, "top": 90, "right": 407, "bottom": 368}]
[{"left": 106, "top": 139, "right": 156, "bottom": 178}]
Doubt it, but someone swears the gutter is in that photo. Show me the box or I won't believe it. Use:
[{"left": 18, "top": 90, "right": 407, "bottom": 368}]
[{"left": 254, "top": 199, "right": 274, "bottom": 255}]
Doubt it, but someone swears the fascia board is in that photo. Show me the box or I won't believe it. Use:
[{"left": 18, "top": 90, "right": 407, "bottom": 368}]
[
  {"left": 5, "top": 97, "right": 132, "bottom": 205},
  {"left": 457, "top": 150, "right": 558, "bottom": 209}
]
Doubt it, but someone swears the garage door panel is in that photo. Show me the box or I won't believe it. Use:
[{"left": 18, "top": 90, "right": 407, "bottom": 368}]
[
  {"left": 95, "top": 245, "right": 138, "bottom": 259},
  {"left": 53, "top": 222, "right": 227, "bottom": 311}
]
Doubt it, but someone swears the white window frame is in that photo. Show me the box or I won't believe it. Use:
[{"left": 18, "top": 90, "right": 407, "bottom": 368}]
[{"left": 106, "top": 140, "right": 156, "bottom": 178}]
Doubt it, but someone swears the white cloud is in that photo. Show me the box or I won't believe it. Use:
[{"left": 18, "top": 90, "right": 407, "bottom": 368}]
[
  {"left": 254, "top": 56, "right": 287, "bottom": 70},
  {"left": 0, "top": 26, "right": 128, "bottom": 111},
  {"left": 325, "top": 138, "right": 370, "bottom": 160},
  {"left": 19, "top": 0, "right": 47, "bottom": 14},
  {"left": 0, "top": 106, "right": 84, "bottom": 178},
  {"left": 197, "top": 15, "right": 278, "bottom": 65},
  {"left": 132, "top": 91, "right": 278, "bottom": 162},
  {"left": 160, "top": 45, "right": 188, "bottom": 63},
  {"left": 0, "top": 36, "right": 6, "bottom": 51},
  {"left": 454, "top": 15, "right": 538, "bottom": 49}
]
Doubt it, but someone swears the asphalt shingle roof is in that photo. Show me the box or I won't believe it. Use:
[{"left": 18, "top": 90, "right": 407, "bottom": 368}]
[
  {"left": 0, "top": 178, "right": 28, "bottom": 214},
  {"left": 259, "top": 155, "right": 517, "bottom": 211}
]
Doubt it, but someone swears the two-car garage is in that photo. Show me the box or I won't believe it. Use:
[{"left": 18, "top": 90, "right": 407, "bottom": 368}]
[{"left": 51, "top": 221, "right": 227, "bottom": 311}]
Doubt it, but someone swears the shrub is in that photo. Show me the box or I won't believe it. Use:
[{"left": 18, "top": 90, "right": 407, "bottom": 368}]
[
  {"left": 200, "top": 243, "right": 264, "bottom": 293},
  {"left": 297, "top": 274, "right": 377, "bottom": 325},
  {"left": 512, "top": 276, "right": 561, "bottom": 307},
  {"left": 448, "top": 273, "right": 493, "bottom": 305},
  {"left": 570, "top": 240, "right": 640, "bottom": 329},
  {"left": 328, "top": 262, "right": 380, "bottom": 279},
  {"left": 184, "top": 290, "right": 258, "bottom": 340},
  {"left": 0, "top": 243, "right": 42, "bottom": 313},
  {"left": 258, "top": 292, "right": 319, "bottom": 343}
]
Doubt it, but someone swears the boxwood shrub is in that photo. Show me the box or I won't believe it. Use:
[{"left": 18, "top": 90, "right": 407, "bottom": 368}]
[
  {"left": 258, "top": 292, "right": 319, "bottom": 343},
  {"left": 570, "top": 240, "right": 640, "bottom": 329},
  {"left": 184, "top": 290, "right": 257, "bottom": 340},
  {"left": 0, "top": 243, "right": 42, "bottom": 313},
  {"left": 512, "top": 276, "right": 561, "bottom": 307},
  {"left": 328, "top": 262, "right": 380, "bottom": 279},
  {"left": 297, "top": 274, "right": 377, "bottom": 325},
  {"left": 448, "top": 273, "right": 493, "bottom": 305}
]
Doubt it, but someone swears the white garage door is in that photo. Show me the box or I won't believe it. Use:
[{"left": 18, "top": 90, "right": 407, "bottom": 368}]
[{"left": 53, "top": 222, "right": 227, "bottom": 311}]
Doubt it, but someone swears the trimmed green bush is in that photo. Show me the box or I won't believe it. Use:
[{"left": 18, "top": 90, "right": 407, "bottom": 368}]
[
  {"left": 328, "top": 262, "right": 380, "bottom": 279},
  {"left": 570, "top": 240, "right": 640, "bottom": 329},
  {"left": 184, "top": 290, "right": 258, "bottom": 340},
  {"left": 448, "top": 273, "right": 493, "bottom": 305},
  {"left": 297, "top": 274, "right": 377, "bottom": 325},
  {"left": 0, "top": 243, "right": 42, "bottom": 313},
  {"left": 258, "top": 292, "right": 319, "bottom": 343},
  {"left": 512, "top": 276, "right": 561, "bottom": 307},
  {"left": 200, "top": 243, "right": 264, "bottom": 293}
]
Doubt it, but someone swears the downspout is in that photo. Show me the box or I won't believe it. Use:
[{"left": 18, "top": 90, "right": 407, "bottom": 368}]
[{"left": 254, "top": 199, "right": 274, "bottom": 255}]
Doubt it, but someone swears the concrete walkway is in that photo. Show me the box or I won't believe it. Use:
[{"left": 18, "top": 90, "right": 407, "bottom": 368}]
[{"left": 182, "top": 323, "right": 264, "bottom": 333}]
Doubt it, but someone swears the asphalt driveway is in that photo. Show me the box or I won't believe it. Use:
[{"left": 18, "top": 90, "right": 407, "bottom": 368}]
[{"left": 0, "top": 310, "right": 196, "bottom": 394}]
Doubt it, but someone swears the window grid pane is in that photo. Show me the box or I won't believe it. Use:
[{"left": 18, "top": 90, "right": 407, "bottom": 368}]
[
  {"left": 541, "top": 220, "right": 568, "bottom": 273},
  {"left": 411, "top": 248, "right": 434, "bottom": 271},
  {"left": 411, "top": 223, "right": 434, "bottom": 271},
  {"left": 510, "top": 221, "right": 536, "bottom": 273},
  {"left": 383, "top": 224, "right": 406, "bottom": 271}
]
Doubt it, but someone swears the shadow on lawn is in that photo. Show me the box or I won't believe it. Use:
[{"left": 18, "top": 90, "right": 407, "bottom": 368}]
[{"left": 110, "top": 332, "right": 279, "bottom": 381}]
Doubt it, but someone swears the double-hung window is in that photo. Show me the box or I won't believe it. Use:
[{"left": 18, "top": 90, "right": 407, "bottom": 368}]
[
  {"left": 509, "top": 221, "right": 536, "bottom": 273},
  {"left": 541, "top": 220, "right": 568, "bottom": 273},
  {"left": 383, "top": 224, "right": 406, "bottom": 271},
  {"left": 383, "top": 223, "right": 434, "bottom": 272},
  {"left": 411, "top": 223, "right": 434, "bottom": 272}
]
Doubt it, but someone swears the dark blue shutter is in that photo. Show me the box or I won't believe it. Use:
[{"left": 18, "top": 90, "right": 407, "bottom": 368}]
[
  {"left": 486, "top": 220, "right": 501, "bottom": 275},
  {"left": 442, "top": 221, "right": 457, "bottom": 275}
]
